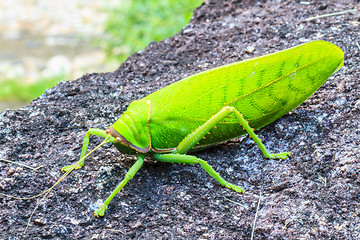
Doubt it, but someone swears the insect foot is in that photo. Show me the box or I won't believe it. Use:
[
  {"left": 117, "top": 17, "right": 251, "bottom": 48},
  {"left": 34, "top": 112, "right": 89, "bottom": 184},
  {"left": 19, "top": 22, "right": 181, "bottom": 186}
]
[
  {"left": 269, "top": 152, "right": 291, "bottom": 160},
  {"left": 226, "top": 183, "right": 245, "bottom": 193},
  {"left": 94, "top": 204, "right": 108, "bottom": 217},
  {"left": 61, "top": 159, "right": 85, "bottom": 171},
  {"left": 61, "top": 164, "right": 77, "bottom": 172}
]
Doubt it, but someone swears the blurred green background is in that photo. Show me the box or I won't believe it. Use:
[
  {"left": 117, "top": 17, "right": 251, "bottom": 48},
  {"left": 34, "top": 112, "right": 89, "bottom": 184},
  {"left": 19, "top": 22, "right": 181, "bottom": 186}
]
[{"left": 0, "top": 0, "right": 203, "bottom": 111}]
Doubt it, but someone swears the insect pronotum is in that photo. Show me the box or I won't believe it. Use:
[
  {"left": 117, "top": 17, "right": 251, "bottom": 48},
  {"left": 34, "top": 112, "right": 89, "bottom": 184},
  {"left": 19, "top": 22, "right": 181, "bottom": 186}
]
[{"left": 1, "top": 40, "right": 344, "bottom": 231}]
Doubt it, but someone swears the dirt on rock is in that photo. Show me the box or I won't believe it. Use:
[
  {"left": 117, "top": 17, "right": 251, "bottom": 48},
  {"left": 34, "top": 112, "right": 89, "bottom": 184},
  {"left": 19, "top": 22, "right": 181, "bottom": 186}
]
[{"left": 0, "top": 0, "right": 359, "bottom": 239}]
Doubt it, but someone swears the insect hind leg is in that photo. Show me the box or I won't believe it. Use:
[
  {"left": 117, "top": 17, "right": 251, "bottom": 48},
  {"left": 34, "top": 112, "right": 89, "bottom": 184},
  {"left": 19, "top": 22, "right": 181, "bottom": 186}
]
[
  {"left": 229, "top": 107, "right": 290, "bottom": 159},
  {"left": 152, "top": 153, "right": 244, "bottom": 193},
  {"left": 176, "top": 106, "right": 290, "bottom": 159}
]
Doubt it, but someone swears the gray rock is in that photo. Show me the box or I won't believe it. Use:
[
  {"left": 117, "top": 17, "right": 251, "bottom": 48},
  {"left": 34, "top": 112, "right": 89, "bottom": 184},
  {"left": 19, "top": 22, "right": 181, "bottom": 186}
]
[{"left": 0, "top": 0, "right": 359, "bottom": 239}]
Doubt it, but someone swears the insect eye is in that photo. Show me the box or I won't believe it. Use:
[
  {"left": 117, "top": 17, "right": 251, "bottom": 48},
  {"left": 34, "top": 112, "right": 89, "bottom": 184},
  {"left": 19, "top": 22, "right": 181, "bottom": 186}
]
[{"left": 116, "top": 137, "right": 122, "bottom": 142}]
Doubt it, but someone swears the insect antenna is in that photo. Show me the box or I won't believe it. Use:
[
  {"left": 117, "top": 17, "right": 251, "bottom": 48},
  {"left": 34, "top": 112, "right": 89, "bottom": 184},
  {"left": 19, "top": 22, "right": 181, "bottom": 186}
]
[
  {"left": 24, "top": 139, "right": 111, "bottom": 233},
  {"left": 0, "top": 139, "right": 110, "bottom": 233}
]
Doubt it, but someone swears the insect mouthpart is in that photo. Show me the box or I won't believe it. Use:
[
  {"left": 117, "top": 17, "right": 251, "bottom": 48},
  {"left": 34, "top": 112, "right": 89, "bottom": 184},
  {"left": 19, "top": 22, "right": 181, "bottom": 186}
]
[
  {"left": 106, "top": 127, "right": 129, "bottom": 145},
  {"left": 106, "top": 126, "right": 149, "bottom": 154}
]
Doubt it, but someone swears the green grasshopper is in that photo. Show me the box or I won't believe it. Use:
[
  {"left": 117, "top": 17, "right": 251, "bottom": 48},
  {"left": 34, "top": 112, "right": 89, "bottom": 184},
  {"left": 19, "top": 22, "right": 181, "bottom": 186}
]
[
  {"left": 62, "top": 40, "right": 344, "bottom": 217},
  {"left": 2, "top": 41, "right": 344, "bottom": 226}
]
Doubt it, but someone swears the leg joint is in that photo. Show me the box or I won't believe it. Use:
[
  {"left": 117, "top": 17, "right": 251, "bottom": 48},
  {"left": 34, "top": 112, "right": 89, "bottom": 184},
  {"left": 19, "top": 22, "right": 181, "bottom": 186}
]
[
  {"left": 125, "top": 173, "right": 133, "bottom": 180},
  {"left": 225, "top": 106, "right": 234, "bottom": 111},
  {"left": 197, "top": 158, "right": 208, "bottom": 166}
]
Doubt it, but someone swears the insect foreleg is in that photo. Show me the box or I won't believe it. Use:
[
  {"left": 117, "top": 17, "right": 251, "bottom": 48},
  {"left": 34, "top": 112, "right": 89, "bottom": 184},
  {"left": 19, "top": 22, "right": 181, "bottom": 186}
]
[
  {"left": 152, "top": 153, "right": 244, "bottom": 193},
  {"left": 62, "top": 128, "right": 108, "bottom": 172},
  {"left": 94, "top": 153, "right": 145, "bottom": 217},
  {"left": 176, "top": 106, "right": 290, "bottom": 159}
]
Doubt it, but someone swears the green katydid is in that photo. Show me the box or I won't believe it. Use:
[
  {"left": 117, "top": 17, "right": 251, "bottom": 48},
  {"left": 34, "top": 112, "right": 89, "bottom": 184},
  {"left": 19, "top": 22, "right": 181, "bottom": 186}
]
[
  {"left": 2, "top": 40, "right": 344, "bottom": 224},
  {"left": 61, "top": 40, "right": 343, "bottom": 217}
]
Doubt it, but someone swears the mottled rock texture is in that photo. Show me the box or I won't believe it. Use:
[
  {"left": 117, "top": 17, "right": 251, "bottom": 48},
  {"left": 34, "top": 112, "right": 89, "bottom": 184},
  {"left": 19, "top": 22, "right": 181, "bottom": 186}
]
[{"left": 0, "top": 1, "right": 359, "bottom": 239}]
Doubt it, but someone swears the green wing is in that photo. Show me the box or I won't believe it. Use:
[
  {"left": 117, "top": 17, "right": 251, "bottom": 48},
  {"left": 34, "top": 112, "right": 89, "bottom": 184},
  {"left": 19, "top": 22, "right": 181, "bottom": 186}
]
[{"left": 145, "top": 40, "right": 344, "bottom": 149}]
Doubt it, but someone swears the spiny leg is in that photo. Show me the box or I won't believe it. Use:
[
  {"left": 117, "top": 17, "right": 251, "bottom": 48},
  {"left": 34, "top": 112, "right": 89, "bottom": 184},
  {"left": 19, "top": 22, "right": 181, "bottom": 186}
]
[
  {"left": 94, "top": 153, "right": 145, "bottom": 217},
  {"left": 152, "top": 153, "right": 244, "bottom": 193},
  {"left": 62, "top": 128, "right": 109, "bottom": 171},
  {"left": 176, "top": 106, "right": 290, "bottom": 159}
]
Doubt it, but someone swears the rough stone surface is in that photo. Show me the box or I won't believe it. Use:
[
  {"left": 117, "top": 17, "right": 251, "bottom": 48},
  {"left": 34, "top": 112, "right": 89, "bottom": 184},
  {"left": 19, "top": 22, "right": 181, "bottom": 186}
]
[{"left": 0, "top": 0, "right": 359, "bottom": 239}]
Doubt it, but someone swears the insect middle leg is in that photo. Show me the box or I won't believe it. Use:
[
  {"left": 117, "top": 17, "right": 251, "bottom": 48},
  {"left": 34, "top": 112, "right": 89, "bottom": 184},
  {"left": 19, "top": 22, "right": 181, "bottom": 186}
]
[
  {"left": 176, "top": 106, "right": 290, "bottom": 159},
  {"left": 94, "top": 153, "right": 145, "bottom": 217},
  {"left": 152, "top": 153, "right": 244, "bottom": 193}
]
